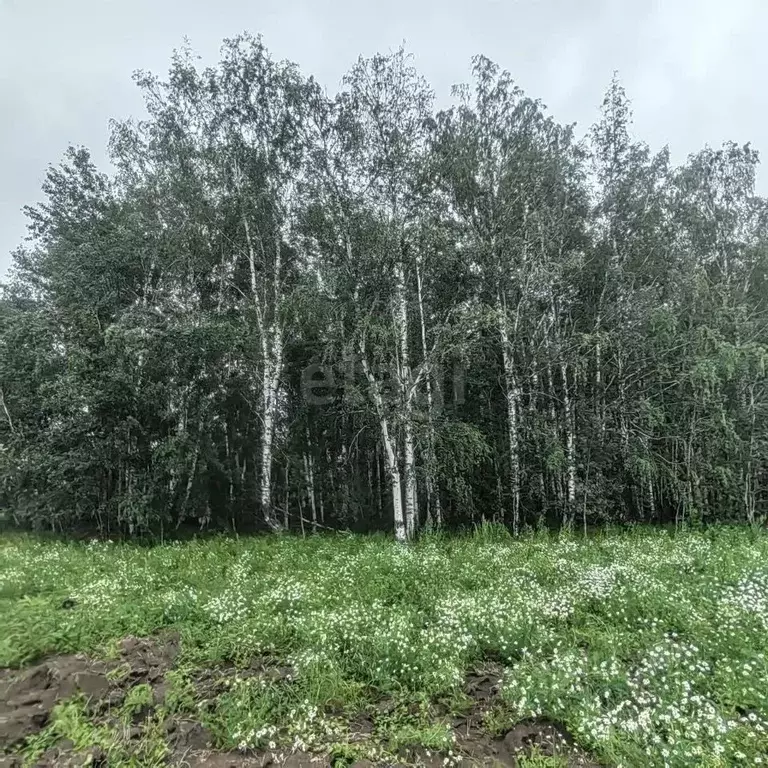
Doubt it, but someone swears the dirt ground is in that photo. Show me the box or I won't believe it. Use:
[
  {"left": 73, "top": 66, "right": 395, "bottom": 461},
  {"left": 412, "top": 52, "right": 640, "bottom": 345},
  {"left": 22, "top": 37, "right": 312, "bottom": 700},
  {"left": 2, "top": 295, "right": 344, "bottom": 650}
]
[{"left": 0, "top": 638, "right": 599, "bottom": 767}]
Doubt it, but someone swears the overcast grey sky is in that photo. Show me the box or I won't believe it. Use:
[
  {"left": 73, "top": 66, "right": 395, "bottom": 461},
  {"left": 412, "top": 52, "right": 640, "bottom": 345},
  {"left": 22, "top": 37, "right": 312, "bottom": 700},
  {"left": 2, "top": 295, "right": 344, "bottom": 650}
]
[{"left": 1, "top": 0, "right": 766, "bottom": 275}]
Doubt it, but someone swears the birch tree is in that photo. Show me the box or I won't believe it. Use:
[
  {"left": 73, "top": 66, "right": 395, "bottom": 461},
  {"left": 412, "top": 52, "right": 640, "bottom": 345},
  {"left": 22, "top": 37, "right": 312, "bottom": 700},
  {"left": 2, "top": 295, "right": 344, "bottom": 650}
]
[
  {"left": 306, "top": 49, "right": 433, "bottom": 541},
  {"left": 3, "top": 38, "right": 768, "bottom": 535}
]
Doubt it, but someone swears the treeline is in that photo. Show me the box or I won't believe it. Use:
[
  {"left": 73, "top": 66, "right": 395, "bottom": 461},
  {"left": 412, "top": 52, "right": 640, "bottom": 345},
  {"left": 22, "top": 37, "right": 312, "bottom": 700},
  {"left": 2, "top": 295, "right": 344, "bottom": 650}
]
[{"left": 1, "top": 36, "right": 767, "bottom": 538}]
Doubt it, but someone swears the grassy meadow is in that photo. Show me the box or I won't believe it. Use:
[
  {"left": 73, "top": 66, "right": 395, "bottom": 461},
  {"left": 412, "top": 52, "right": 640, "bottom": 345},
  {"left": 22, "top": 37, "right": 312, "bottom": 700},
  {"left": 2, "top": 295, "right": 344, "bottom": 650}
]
[{"left": 2, "top": 526, "right": 768, "bottom": 766}]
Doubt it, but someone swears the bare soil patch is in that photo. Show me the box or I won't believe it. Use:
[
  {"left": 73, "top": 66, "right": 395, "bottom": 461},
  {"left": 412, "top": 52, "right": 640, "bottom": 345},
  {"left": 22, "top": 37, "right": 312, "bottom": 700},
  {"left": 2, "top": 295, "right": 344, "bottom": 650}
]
[
  {"left": 1, "top": 645, "right": 602, "bottom": 767},
  {"left": 0, "top": 633, "right": 179, "bottom": 751},
  {"left": 450, "top": 718, "right": 600, "bottom": 767},
  {"left": 400, "top": 665, "right": 600, "bottom": 767}
]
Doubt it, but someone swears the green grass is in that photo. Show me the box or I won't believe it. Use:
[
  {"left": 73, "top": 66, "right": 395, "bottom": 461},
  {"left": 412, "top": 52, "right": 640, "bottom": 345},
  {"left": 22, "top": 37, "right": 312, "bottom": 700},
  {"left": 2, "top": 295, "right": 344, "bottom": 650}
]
[
  {"left": 3, "top": 526, "right": 768, "bottom": 766},
  {"left": 22, "top": 694, "right": 170, "bottom": 767}
]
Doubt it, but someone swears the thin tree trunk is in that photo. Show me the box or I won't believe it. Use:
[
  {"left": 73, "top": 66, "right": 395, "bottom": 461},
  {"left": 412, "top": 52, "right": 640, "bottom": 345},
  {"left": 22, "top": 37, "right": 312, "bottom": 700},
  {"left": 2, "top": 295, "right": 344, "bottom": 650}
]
[
  {"left": 180, "top": 412, "right": 206, "bottom": 524},
  {"left": 745, "top": 384, "right": 757, "bottom": 524},
  {"left": 546, "top": 357, "right": 564, "bottom": 515},
  {"left": 646, "top": 473, "right": 656, "bottom": 523},
  {"left": 339, "top": 443, "right": 350, "bottom": 523},
  {"left": 376, "top": 441, "right": 384, "bottom": 518},
  {"left": 594, "top": 302, "right": 607, "bottom": 444},
  {"left": 260, "top": 324, "right": 283, "bottom": 531},
  {"left": 495, "top": 457, "right": 504, "bottom": 523},
  {"left": 284, "top": 463, "right": 290, "bottom": 530},
  {"left": 225, "top": 430, "right": 234, "bottom": 521},
  {"left": 304, "top": 450, "right": 318, "bottom": 533},
  {"left": 241, "top": 203, "right": 285, "bottom": 532},
  {"left": 180, "top": 444, "right": 199, "bottom": 525},
  {"left": 685, "top": 405, "right": 699, "bottom": 520},
  {"left": 361, "top": 347, "right": 406, "bottom": 543},
  {"left": 367, "top": 454, "right": 374, "bottom": 516},
  {"left": 583, "top": 445, "right": 591, "bottom": 537},
  {"left": 0, "top": 387, "right": 15, "bottom": 435},
  {"left": 530, "top": 364, "right": 548, "bottom": 525},
  {"left": 260, "top": 367, "right": 277, "bottom": 528},
  {"left": 403, "top": 416, "right": 417, "bottom": 537},
  {"left": 497, "top": 292, "right": 521, "bottom": 534},
  {"left": 395, "top": 261, "right": 417, "bottom": 538},
  {"left": 326, "top": 446, "right": 338, "bottom": 520},
  {"left": 561, "top": 360, "right": 576, "bottom": 530},
  {"left": 415, "top": 254, "right": 441, "bottom": 529}
]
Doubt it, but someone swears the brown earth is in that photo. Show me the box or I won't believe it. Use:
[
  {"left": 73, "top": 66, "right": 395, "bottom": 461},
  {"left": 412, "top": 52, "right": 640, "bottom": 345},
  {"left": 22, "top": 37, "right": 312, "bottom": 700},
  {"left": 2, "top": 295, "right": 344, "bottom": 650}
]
[
  {"left": 0, "top": 642, "right": 601, "bottom": 767},
  {"left": 398, "top": 664, "right": 598, "bottom": 768},
  {"left": 0, "top": 633, "right": 180, "bottom": 752},
  {"left": 448, "top": 665, "right": 598, "bottom": 766}
]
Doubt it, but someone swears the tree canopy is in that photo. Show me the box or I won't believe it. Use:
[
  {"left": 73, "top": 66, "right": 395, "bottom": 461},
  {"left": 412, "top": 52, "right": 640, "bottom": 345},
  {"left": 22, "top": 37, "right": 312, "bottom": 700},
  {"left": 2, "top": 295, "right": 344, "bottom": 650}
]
[{"left": 2, "top": 36, "right": 767, "bottom": 537}]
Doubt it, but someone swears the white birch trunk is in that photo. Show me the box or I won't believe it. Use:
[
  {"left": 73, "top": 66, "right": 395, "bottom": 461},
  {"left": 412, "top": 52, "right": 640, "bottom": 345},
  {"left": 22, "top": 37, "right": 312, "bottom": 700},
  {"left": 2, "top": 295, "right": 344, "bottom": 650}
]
[
  {"left": 497, "top": 293, "right": 521, "bottom": 534},
  {"left": 339, "top": 442, "right": 350, "bottom": 522},
  {"left": 303, "top": 450, "right": 318, "bottom": 533},
  {"left": 530, "top": 365, "right": 547, "bottom": 524},
  {"left": 415, "top": 254, "right": 441, "bottom": 529},
  {"left": 561, "top": 360, "right": 577, "bottom": 529},
  {"left": 403, "top": 417, "right": 417, "bottom": 538},
  {"left": 395, "top": 261, "right": 417, "bottom": 538},
  {"left": 745, "top": 385, "right": 757, "bottom": 524},
  {"left": 259, "top": 326, "right": 283, "bottom": 530},
  {"left": 595, "top": 338, "right": 606, "bottom": 443},
  {"left": 376, "top": 442, "right": 384, "bottom": 516},
  {"left": 242, "top": 207, "right": 285, "bottom": 531},
  {"left": 646, "top": 471, "right": 656, "bottom": 522},
  {"left": 361, "top": 349, "right": 406, "bottom": 543},
  {"left": 284, "top": 464, "right": 290, "bottom": 530}
]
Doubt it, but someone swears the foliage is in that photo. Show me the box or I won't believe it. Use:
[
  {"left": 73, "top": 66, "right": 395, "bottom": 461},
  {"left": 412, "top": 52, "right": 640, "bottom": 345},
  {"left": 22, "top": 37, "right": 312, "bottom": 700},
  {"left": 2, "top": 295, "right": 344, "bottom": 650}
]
[{"left": 1, "top": 37, "right": 767, "bottom": 536}]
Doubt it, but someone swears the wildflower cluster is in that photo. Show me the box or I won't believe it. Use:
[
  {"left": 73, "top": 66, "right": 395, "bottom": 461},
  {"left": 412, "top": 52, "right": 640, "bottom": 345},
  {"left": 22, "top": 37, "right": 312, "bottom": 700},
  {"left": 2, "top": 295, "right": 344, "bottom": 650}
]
[{"left": 3, "top": 528, "right": 768, "bottom": 765}]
